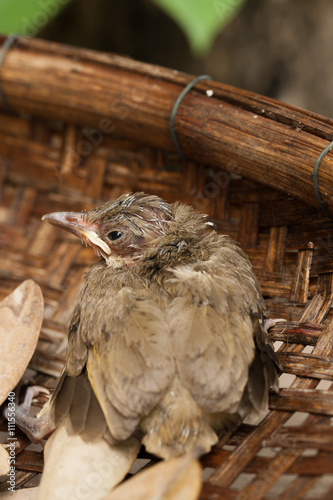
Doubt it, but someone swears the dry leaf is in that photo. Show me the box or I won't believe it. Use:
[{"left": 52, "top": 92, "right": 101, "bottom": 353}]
[
  {"left": 37, "top": 417, "right": 141, "bottom": 500},
  {"left": 105, "top": 454, "right": 202, "bottom": 500},
  {"left": 0, "top": 444, "right": 10, "bottom": 475},
  {"left": 0, "top": 488, "right": 38, "bottom": 499},
  {"left": 0, "top": 280, "right": 44, "bottom": 405}
]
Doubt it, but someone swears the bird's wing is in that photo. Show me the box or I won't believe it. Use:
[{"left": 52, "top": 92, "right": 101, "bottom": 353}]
[
  {"left": 239, "top": 318, "right": 282, "bottom": 422},
  {"left": 50, "top": 269, "right": 174, "bottom": 442},
  {"left": 85, "top": 286, "right": 174, "bottom": 440},
  {"left": 40, "top": 299, "right": 144, "bottom": 499},
  {"left": 38, "top": 373, "right": 141, "bottom": 500},
  {"left": 166, "top": 239, "right": 278, "bottom": 419},
  {"left": 47, "top": 303, "right": 89, "bottom": 429}
]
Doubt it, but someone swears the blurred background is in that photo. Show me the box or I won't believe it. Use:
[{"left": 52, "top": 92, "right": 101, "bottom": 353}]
[
  {"left": 40, "top": 0, "right": 333, "bottom": 117},
  {"left": 2, "top": 0, "right": 333, "bottom": 116}
]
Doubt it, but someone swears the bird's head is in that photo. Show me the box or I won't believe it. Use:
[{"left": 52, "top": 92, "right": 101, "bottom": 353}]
[{"left": 42, "top": 193, "right": 172, "bottom": 266}]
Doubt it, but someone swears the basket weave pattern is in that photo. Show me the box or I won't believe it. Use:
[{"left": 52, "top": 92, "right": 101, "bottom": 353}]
[{"left": 0, "top": 111, "right": 333, "bottom": 499}]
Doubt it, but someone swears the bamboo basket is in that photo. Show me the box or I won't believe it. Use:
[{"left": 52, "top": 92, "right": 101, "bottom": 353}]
[{"left": 0, "top": 36, "right": 333, "bottom": 499}]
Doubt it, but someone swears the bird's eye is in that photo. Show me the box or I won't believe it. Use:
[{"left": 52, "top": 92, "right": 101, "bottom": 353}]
[{"left": 108, "top": 230, "right": 123, "bottom": 241}]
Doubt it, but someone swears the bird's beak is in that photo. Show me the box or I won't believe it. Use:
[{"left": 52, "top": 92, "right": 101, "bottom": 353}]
[{"left": 42, "top": 211, "right": 111, "bottom": 255}]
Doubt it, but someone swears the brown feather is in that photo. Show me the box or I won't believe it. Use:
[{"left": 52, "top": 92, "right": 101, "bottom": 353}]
[
  {"left": 78, "top": 277, "right": 174, "bottom": 440},
  {"left": 43, "top": 192, "right": 280, "bottom": 461}
]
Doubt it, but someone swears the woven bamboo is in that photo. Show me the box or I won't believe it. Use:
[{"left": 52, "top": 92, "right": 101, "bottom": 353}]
[{"left": 0, "top": 36, "right": 333, "bottom": 499}]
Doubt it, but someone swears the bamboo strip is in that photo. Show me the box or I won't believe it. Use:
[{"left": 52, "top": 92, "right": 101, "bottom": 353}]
[{"left": 1, "top": 36, "right": 333, "bottom": 214}]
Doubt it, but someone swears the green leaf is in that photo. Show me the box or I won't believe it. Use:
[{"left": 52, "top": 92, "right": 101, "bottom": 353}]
[
  {"left": 0, "top": 0, "right": 71, "bottom": 37},
  {"left": 151, "top": 0, "right": 246, "bottom": 56}
]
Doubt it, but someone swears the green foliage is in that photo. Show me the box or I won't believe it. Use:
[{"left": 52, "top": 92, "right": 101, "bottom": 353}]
[
  {"left": 151, "top": 0, "right": 246, "bottom": 56},
  {"left": 0, "top": 0, "right": 70, "bottom": 36},
  {"left": 0, "top": 0, "right": 246, "bottom": 56}
]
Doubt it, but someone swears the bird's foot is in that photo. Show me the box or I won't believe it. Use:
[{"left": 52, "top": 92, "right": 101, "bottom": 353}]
[
  {"left": 20, "top": 385, "right": 50, "bottom": 409},
  {"left": 264, "top": 318, "right": 287, "bottom": 331},
  {"left": 4, "top": 386, "right": 53, "bottom": 443}
]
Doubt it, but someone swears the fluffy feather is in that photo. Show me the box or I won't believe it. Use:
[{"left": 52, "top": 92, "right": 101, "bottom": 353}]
[{"left": 44, "top": 192, "right": 280, "bottom": 460}]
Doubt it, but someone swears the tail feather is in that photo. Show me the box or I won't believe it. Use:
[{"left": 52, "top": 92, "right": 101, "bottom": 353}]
[{"left": 140, "top": 377, "right": 218, "bottom": 459}]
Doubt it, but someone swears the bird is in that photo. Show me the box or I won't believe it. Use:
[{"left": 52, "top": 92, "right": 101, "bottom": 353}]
[{"left": 16, "top": 192, "right": 281, "bottom": 498}]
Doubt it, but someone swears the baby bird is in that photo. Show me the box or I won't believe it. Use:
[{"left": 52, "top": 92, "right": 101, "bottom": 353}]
[
  {"left": 41, "top": 192, "right": 280, "bottom": 459},
  {"left": 14, "top": 193, "right": 280, "bottom": 499}
]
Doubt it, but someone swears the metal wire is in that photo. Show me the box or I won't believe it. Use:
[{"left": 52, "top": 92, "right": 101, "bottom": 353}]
[
  {"left": 170, "top": 74, "right": 212, "bottom": 160},
  {"left": 0, "top": 34, "right": 19, "bottom": 112},
  {"left": 312, "top": 140, "right": 333, "bottom": 218}
]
